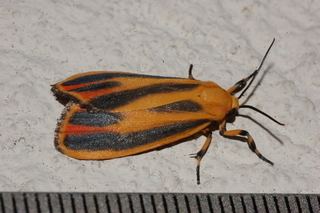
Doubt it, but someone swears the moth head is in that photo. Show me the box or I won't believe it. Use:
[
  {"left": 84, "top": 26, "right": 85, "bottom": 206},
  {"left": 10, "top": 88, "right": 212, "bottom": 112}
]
[{"left": 224, "top": 96, "right": 239, "bottom": 123}]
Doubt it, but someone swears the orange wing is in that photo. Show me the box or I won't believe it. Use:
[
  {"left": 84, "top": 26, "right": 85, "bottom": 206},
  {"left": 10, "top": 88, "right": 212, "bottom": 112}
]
[
  {"left": 52, "top": 71, "right": 223, "bottom": 112},
  {"left": 55, "top": 103, "right": 213, "bottom": 160}
]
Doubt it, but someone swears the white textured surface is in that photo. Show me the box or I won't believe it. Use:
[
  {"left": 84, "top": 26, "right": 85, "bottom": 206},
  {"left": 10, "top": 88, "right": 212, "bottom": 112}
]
[{"left": 1, "top": 0, "right": 320, "bottom": 193}]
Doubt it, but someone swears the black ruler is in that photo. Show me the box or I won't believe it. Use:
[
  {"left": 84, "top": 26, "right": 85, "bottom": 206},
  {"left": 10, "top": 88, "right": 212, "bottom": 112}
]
[{"left": 0, "top": 192, "right": 319, "bottom": 213}]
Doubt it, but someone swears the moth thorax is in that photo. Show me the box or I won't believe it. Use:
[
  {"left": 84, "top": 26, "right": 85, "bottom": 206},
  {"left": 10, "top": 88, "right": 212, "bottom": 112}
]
[{"left": 200, "top": 86, "right": 233, "bottom": 109}]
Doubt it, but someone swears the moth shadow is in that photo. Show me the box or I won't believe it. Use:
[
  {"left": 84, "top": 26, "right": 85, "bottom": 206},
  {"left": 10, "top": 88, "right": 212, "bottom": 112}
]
[{"left": 241, "top": 64, "right": 273, "bottom": 105}]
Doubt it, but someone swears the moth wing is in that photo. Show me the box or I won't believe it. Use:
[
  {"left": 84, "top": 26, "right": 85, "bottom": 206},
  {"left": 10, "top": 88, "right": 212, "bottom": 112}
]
[
  {"left": 52, "top": 71, "right": 202, "bottom": 111},
  {"left": 55, "top": 103, "right": 213, "bottom": 160}
]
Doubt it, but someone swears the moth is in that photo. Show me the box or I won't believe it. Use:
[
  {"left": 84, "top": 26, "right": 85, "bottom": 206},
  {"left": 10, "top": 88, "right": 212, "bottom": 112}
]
[{"left": 52, "top": 39, "right": 283, "bottom": 184}]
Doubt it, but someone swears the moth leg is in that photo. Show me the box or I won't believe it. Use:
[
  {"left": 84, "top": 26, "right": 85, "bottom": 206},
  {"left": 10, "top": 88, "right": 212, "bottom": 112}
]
[
  {"left": 227, "top": 38, "right": 275, "bottom": 96},
  {"left": 188, "top": 64, "right": 195, "bottom": 80},
  {"left": 219, "top": 122, "right": 274, "bottom": 165},
  {"left": 190, "top": 132, "right": 212, "bottom": 184},
  {"left": 227, "top": 83, "right": 241, "bottom": 95},
  {"left": 226, "top": 71, "right": 255, "bottom": 95}
]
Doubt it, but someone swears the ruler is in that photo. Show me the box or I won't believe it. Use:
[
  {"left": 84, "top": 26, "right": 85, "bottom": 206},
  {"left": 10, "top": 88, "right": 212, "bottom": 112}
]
[{"left": 0, "top": 193, "right": 319, "bottom": 213}]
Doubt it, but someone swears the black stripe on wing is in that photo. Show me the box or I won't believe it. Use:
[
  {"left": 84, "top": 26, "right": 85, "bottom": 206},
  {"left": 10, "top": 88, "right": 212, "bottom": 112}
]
[
  {"left": 69, "top": 81, "right": 121, "bottom": 92},
  {"left": 150, "top": 100, "right": 202, "bottom": 112},
  {"left": 62, "top": 72, "right": 181, "bottom": 86},
  {"left": 90, "top": 83, "right": 199, "bottom": 109},
  {"left": 63, "top": 119, "right": 210, "bottom": 151},
  {"left": 69, "top": 111, "right": 122, "bottom": 127}
]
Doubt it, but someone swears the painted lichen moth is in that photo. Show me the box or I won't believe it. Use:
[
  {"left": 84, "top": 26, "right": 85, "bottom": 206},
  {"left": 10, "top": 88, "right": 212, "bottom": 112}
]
[{"left": 52, "top": 39, "right": 284, "bottom": 184}]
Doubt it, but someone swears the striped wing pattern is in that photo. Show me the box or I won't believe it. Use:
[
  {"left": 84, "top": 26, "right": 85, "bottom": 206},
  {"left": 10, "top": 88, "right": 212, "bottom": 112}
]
[
  {"left": 52, "top": 71, "right": 214, "bottom": 111},
  {"left": 55, "top": 104, "right": 212, "bottom": 160},
  {"left": 52, "top": 71, "right": 217, "bottom": 160}
]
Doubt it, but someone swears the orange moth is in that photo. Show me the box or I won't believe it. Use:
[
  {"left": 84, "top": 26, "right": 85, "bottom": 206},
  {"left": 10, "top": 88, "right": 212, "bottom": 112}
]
[{"left": 52, "top": 39, "right": 283, "bottom": 184}]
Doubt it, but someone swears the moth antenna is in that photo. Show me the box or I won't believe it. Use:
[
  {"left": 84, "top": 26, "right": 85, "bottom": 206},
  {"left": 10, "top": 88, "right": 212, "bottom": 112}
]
[
  {"left": 238, "top": 38, "right": 275, "bottom": 99},
  {"left": 239, "top": 105, "right": 284, "bottom": 126}
]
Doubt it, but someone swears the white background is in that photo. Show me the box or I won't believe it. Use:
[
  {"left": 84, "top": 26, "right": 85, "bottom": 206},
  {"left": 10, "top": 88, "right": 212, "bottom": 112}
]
[{"left": 0, "top": 0, "right": 319, "bottom": 193}]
